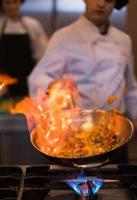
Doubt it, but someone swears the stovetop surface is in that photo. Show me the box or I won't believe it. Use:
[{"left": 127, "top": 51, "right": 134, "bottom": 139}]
[{"left": 0, "top": 164, "right": 137, "bottom": 200}]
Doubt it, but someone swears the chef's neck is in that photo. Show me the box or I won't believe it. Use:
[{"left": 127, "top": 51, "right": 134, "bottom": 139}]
[{"left": 97, "top": 21, "right": 109, "bottom": 35}]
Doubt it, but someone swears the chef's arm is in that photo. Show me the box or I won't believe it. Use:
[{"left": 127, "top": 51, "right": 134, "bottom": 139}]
[{"left": 28, "top": 35, "right": 66, "bottom": 97}]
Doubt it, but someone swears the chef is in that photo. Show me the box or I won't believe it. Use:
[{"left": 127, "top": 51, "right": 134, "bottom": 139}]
[
  {"left": 0, "top": 0, "right": 48, "bottom": 97},
  {"left": 28, "top": 0, "right": 137, "bottom": 129}
]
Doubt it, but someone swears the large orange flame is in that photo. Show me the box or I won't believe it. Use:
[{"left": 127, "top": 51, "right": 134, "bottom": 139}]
[
  {"left": 10, "top": 76, "right": 121, "bottom": 158},
  {"left": 11, "top": 76, "right": 80, "bottom": 133}
]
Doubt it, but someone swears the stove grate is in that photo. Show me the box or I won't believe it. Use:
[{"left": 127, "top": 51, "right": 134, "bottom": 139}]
[{"left": 0, "top": 164, "right": 136, "bottom": 200}]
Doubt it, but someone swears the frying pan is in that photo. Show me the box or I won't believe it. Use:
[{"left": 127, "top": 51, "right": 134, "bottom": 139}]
[{"left": 30, "top": 109, "right": 134, "bottom": 168}]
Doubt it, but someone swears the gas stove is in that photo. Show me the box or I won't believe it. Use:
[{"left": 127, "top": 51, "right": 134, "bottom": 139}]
[{"left": 0, "top": 164, "right": 137, "bottom": 200}]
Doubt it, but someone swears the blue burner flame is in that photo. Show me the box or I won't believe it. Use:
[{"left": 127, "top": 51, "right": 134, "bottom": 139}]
[{"left": 64, "top": 177, "right": 103, "bottom": 196}]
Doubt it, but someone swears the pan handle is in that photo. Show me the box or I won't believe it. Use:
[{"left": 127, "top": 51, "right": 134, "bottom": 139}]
[{"left": 72, "top": 158, "right": 110, "bottom": 168}]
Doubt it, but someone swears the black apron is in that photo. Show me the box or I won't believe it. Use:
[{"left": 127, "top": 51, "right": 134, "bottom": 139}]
[{"left": 0, "top": 18, "right": 35, "bottom": 97}]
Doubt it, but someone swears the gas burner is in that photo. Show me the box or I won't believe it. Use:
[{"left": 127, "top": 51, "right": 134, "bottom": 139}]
[
  {"left": 64, "top": 176, "right": 103, "bottom": 199},
  {"left": 0, "top": 164, "right": 137, "bottom": 200}
]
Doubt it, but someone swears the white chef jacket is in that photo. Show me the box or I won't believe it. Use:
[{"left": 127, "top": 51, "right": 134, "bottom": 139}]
[
  {"left": 0, "top": 16, "right": 48, "bottom": 61},
  {"left": 28, "top": 16, "right": 137, "bottom": 118}
]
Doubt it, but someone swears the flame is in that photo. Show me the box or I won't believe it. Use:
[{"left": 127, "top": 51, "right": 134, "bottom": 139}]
[
  {"left": 10, "top": 76, "right": 81, "bottom": 150},
  {"left": 107, "top": 95, "right": 118, "bottom": 105},
  {"left": 11, "top": 97, "right": 44, "bottom": 131},
  {"left": 10, "top": 76, "right": 122, "bottom": 158},
  {"left": 64, "top": 176, "right": 103, "bottom": 196},
  {"left": 0, "top": 74, "right": 17, "bottom": 91}
]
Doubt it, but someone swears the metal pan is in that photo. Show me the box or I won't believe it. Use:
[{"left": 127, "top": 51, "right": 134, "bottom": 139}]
[{"left": 30, "top": 109, "right": 134, "bottom": 168}]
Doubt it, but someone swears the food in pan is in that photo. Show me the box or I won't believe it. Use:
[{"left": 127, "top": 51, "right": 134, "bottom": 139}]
[{"left": 33, "top": 110, "right": 124, "bottom": 158}]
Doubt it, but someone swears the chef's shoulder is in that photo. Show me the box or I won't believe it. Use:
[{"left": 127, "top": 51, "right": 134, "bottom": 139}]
[
  {"left": 48, "top": 21, "right": 80, "bottom": 47},
  {"left": 111, "top": 26, "right": 132, "bottom": 48},
  {"left": 22, "top": 15, "right": 45, "bottom": 33}
]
